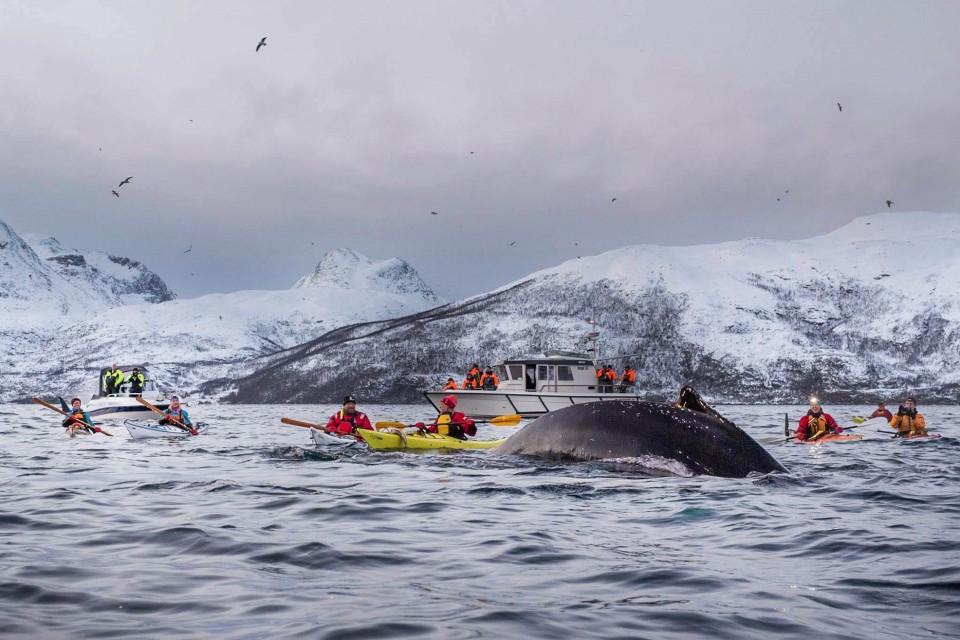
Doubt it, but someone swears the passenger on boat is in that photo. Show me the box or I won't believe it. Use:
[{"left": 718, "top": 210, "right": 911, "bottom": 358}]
[
  {"left": 619, "top": 366, "right": 636, "bottom": 392},
  {"left": 462, "top": 372, "right": 479, "bottom": 390},
  {"left": 324, "top": 395, "right": 373, "bottom": 435},
  {"left": 419, "top": 395, "right": 476, "bottom": 440},
  {"left": 889, "top": 398, "right": 926, "bottom": 437},
  {"left": 868, "top": 402, "right": 892, "bottom": 420},
  {"left": 62, "top": 397, "right": 102, "bottom": 434},
  {"left": 160, "top": 396, "right": 193, "bottom": 428},
  {"left": 442, "top": 378, "right": 458, "bottom": 391},
  {"left": 795, "top": 398, "right": 842, "bottom": 441},
  {"left": 480, "top": 368, "right": 499, "bottom": 390},
  {"left": 103, "top": 364, "right": 124, "bottom": 395},
  {"left": 127, "top": 368, "right": 145, "bottom": 395},
  {"left": 596, "top": 365, "right": 616, "bottom": 393}
]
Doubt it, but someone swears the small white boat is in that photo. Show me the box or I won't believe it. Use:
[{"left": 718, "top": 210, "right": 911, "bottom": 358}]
[
  {"left": 79, "top": 365, "right": 171, "bottom": 420},
  {"left": 124, "top": 420, "right": 209, "bottom": 439}
]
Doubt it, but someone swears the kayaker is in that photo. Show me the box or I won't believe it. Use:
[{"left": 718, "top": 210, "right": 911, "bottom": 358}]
[
  {"left": 103, "top": 364, "right": 124, "bottom": 395},
  {"left": 159, "top": 395, "right": 193, "bottom": 428},
  {"left": 324, "top": 395, "right": 373, "bottom": 436},
  {"left": 441, "top": 377, "right": 458, "bottom": 391},
  {"left": 889, "top": 398, "right": 927, "bottom": 437},
  {"left": 127, "top": 368, "right": 145, "bottom": 395},
  {"left": 795, "top": 398, "right": 843, "bottom": 441},
  {"left": 418, "top": 395, "right": 476, "bottom": 440},
  {"left": 868, "top": 402, "right": 893, "bottom": 420},
  {"left": 62, "top": 397, "right": 103, "bottom": 434},
  {"left": 619, "top": 366, "right": 637, "bottom": 392}
]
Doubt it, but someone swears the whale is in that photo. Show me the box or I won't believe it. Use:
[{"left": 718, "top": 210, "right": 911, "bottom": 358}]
[{"left": 497, "top": 392, "right": 786, "bottom": 478}]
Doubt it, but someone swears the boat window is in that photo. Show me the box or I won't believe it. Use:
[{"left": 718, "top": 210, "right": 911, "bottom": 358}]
[
  {"left": 508, "top": 365, "right": 523, "bottom": 380},
  {"left": 496, "top": 365, "right": 508, "bottom": 380},
  {"left": 557, "top": 365, "right": 574, "bottom": 381},
  {"left": 537, "top": 365, "right": 555, "bottom": 381}
]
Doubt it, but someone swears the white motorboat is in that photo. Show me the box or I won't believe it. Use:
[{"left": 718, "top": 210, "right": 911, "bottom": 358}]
[
  {"left": 78, "top": 365, "right": 170, "bottom": 420},
  {"left": 423, "top": 350, "right": 644, "bottom": 418}
]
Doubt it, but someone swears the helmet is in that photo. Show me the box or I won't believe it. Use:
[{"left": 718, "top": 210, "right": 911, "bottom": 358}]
[
  {"left": 343, "top": 395, "right": 357, "bottom": 405},
  {"left": 441, "top": 395, "right": 457, "bottom": 409},
  {"left": 70, "top": 397, "right": 81, "bottom": 405}
]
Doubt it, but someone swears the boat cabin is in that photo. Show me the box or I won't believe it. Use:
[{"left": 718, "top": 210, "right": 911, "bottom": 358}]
[
  {"left": 493, "top": 352, "right": 601, "bottom": 393},
  {"left": 96, "top": 365, "right": 160, "bottom": 398}
]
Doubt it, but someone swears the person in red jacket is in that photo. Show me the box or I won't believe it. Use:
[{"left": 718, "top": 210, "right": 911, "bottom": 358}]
[
  {"left": 324, "top": 395, "right": 373, "bottom": 436},
  {"left": 868, "top": 402, "right": 893, "bottom": 420},
  {"left": 419, "top": 395, "right": 477, "bottom": 440},
  {"left": 795, "top": 398, "right": 842, "bottom": 441}
]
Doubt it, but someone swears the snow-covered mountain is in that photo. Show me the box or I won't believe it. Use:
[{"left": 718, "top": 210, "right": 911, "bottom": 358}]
[
  {"left": 0, "top": 221, "right": 444, "bottom": 401},
  {"left": 220, "top": 212, "right": 960, "bottom": 404}
]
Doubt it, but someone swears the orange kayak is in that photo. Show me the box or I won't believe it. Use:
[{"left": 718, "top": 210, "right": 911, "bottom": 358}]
[{"left": 801, "top": 433, "right": 863, "bottom": 444}]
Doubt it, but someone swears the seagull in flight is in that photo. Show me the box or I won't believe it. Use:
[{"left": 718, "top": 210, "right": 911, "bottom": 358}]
[
  {"left": 111, "top": 190, "right": 120, "bottom": 198},
  {"left": 430, "top": 211, "right": 439, "bottom": 216},
  {"left": 118, "top": 176, "right": 133, "bottom": 187},
  {"left": 256, "top": 37, "right": 267, "bottom": 52},
  {"left": 837, "top": 102, "right": 843, "bottom": 112},
  {"left": 183, "top": 245, "right": 193, "bottom": 254},
  {"left": 610, "top": 198, "right": 617, "bottom": 203},
  {"left": 508, "top": 241, "right": 516, "bottom": 246},
  {"left": 886, "top": 199, "right": 894, "bottom": 208}
]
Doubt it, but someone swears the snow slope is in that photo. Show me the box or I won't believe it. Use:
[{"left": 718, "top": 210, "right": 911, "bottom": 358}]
[
  {"left": 223, "top": 212, "right": 960, "bottom": 404},
  {"left": 0, "top": 221, "right": 445, "bottom": 401}
]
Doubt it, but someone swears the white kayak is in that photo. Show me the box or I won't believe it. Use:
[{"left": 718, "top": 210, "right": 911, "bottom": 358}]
[
  {"left": 124, "top": 420, "right": 209, "bottom": 439},
  {"left": 310, "top": 428, "right": 357, "bottom": 447}
]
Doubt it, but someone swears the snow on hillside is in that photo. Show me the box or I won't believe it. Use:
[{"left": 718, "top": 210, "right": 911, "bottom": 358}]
[
  {"left": 223, "top": 212, "right": 960, "bottom": 404},
  {"left": 0, "top": 222, "right": 444, "bottom": 401}
]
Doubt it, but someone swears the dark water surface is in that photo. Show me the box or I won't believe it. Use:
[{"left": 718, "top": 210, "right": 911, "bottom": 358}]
[{"left": 1, "top": 403, "right": 958, "bottom": 639}]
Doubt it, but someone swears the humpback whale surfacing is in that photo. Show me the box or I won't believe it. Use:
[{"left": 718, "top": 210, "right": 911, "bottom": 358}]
[{"left": 497, "top": 389, "right": 786, "bottom": 478}]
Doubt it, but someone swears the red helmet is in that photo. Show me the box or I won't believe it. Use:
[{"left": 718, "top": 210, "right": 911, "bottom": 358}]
[{"left": 441, "top": 395, "right": 457, "bottom": 409}]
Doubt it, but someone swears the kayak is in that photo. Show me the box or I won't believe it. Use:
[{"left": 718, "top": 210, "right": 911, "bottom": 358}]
[
  {"left": 310, "top": 428, "right": 357, "bottom": 447},
  {"left": 124, "top": 420, "right": 209, "bottom": 439},
  {"left": 801, "top": 433, "right": 863, "bottom": 444},
  {"left": 65, "top": 425, "right": 92, "bottom": 438},
  {"left": 357, "top": 428, "right": 506, "bottom": 451},
  {"left": 893, "top": 432, "right": 942, "bottom": 441}
]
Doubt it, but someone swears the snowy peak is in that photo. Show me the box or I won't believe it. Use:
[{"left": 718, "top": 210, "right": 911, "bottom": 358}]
[
  {"left": 24, "top": 234, "right": 175, "bottom": 305},
  {"left": 294, "top": 248, "right": 443, "bottom": 303},
  {"left": 0, "top": 220, "right": 69, "bottom": 304}
]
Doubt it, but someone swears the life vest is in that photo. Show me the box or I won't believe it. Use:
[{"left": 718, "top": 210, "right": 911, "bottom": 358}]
[
  {"left": 128, "top": 373, "right": 145, "bottom": 390},
  {"left": 621, "top": 370, "right": 636, "bottom": 384},
  {"left": 327, "top": 410, "right": 370, "bottom": 435},
  {"left": 806, "top": 415, "right": 828, "bottom": 437},
  {"left": 891, "top": 412, "right": 926, "bottom": 435},
  {"left": 442, "top": 380, "right": 458, "bottom": 391},
  {"left": 435, "top": 412, "right": 475, "bottom": 439},
  {"left": 604, "top": 369, "right": 616, "bottom": 383},
  {"left": 481, "top": 375, "right": 497, "bottom": 390}
]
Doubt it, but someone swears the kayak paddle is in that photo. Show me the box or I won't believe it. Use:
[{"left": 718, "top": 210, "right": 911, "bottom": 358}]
[
  {"left": 280, "top": 417, "right": 326, "bottom": 430},
  {"left": 32, "top": 397, "right": 113, "bottom": 436},
  {"left": 374, "top": 414, "right": 522, "bottom": 430},
  {"left": 136, "top": 396, "right": 197, "bottom": 435}
]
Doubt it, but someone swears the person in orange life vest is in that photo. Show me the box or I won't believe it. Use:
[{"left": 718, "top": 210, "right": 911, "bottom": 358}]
[
  {"left": 619, "top": 366, "right": 636, "bottom": 392},
  {"left": 795, "top": 398, "right": 842, "bottom": 441},
  {"left": 889, "top": 397, "right": 927, "bottom": 436},
  {"left": 467, "top": 364, "right": 481, "bottom": 384},
  {"left": 868, "top": 402, "right": 893, "bottom": 421},
  {"left": 62, "top": 397, "right": 103, "bottom": 434},
  {"left": 325, "top": 395, "right": 373, "bottom": 436},
  {"left": 441, "top": 378, "right": 458, "bottom": 391},
  {"left": 480, "top": 368, "right": 499, "bottom": 390},
  {"left": 596, "top": 366, "right": 608, "bottom": 392},
  {"left": 418, "top": 395, "right": 476, "bottom": 440}
]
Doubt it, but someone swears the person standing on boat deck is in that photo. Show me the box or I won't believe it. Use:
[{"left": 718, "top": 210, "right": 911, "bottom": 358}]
[
  {"left": 324, "top": 395, "right": 372, "bottom": 436},
  {"left": 869, "top": 402, "right": 892, "bottom": 420},
  {"left": 160, "top": 396, "right": 193, "bottom": 428},
  {"left": 103, "top": 364, "right": 124, "bottom": 395},
  {"left": 441, "top": 377, "right": 458, "bottom": 391},
  {"left": 62, "top": 397, "right": 103, "bottom": 434},
  {"left": 795, "top": 398, "right": 842, "bottom": 441},
  {"left": 619, "top": 366, "right": 636, "bottom": 393},
  {"left": 419, "top": 395, "right": 476, "bottom": 440},
  {"left": 462, "top": 371, "right": 479, "bottom": 390},
  {"left": 127, "top": 368, "right": 145, "bottom": 395},
  {"left": 480, "top": 368, "right": 499, "bottom": 390},
  {"left": 889, "top": 398, "right": 927, "bottom": 437}
]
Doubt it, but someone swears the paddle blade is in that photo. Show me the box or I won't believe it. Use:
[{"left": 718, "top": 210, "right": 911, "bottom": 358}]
[
  {"left": 58, "top": 396, "right": 70, "bottom": 413},
  {"left": 487, "top": 414, "right": 522, "bottom": 427},
  {"left": 375, "top": 421, "right": 407, "bottom": 430},
  {"left": 281, "top": 417, "right": 323, "bottom": 430}
]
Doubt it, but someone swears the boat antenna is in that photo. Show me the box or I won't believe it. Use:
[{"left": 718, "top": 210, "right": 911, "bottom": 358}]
[{"left": 584, "top": 318, "right": 600, "bottom": 366}]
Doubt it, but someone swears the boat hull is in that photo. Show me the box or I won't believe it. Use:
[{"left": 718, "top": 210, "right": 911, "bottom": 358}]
[
  {"left": 124, "top": 420, "right": 208, "bottom": 439},
  {"left": 87, "top": 396, "right": 169, "bottom": 420},
  {"left": 424, "top": 390, "right": 645, "bottom": 418}
]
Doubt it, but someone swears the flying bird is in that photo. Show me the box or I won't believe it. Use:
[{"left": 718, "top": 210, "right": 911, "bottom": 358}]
[
  {"left": 777, "top": 198, "right": 781, "bottom": 202},
  {"left": 610, "top": 198, "right": 617, "bottom": 203},
  {"left": 784, "top": 189, "right": 790, "bottom": 194},
  {"left": 0, "top": 242, "right": 8, "bottom": 249},
  {"left": 469, "top": 151, "right": 475, "bottom": 155},
  {"left": 886, "top": 199, "right": 893, "bottom": 208},
  {"left": 256, "top": 37, "right": 267, "bottom": 52},
  {"left": 184, "top": 245, "right": 193, "bottom": 254},
  {"left": 508, "top": 241, "right": 516, "bottom": 246},
  {"left": 430, "top": 211, "right": 439, "bottom": 216},
  {"left": 98, "top": 147, "right": 102, "bottom": 152},
  {"left": 837, "top": 102, "right": 842, "bottom": 112},
  {"left": 111, "top": 190, "right": 120, "bottom": 198},
  {"left": 118, "top": 176, "right": 133, "bottom": 187}
]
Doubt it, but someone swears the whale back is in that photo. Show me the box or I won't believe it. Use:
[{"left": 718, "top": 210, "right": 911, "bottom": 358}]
[{"left": 497, "top": 400, "right": 786, "bottom": 478}]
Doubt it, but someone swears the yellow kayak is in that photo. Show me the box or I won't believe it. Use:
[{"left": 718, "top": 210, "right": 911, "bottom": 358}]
[{"left": 357, "top": 428, "right": 505, "bottom": 451}]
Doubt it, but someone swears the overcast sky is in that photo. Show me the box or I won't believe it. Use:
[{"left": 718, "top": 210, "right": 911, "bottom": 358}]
[{"left": 2, "top": 0, "right": 959, "bottom": 299}]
